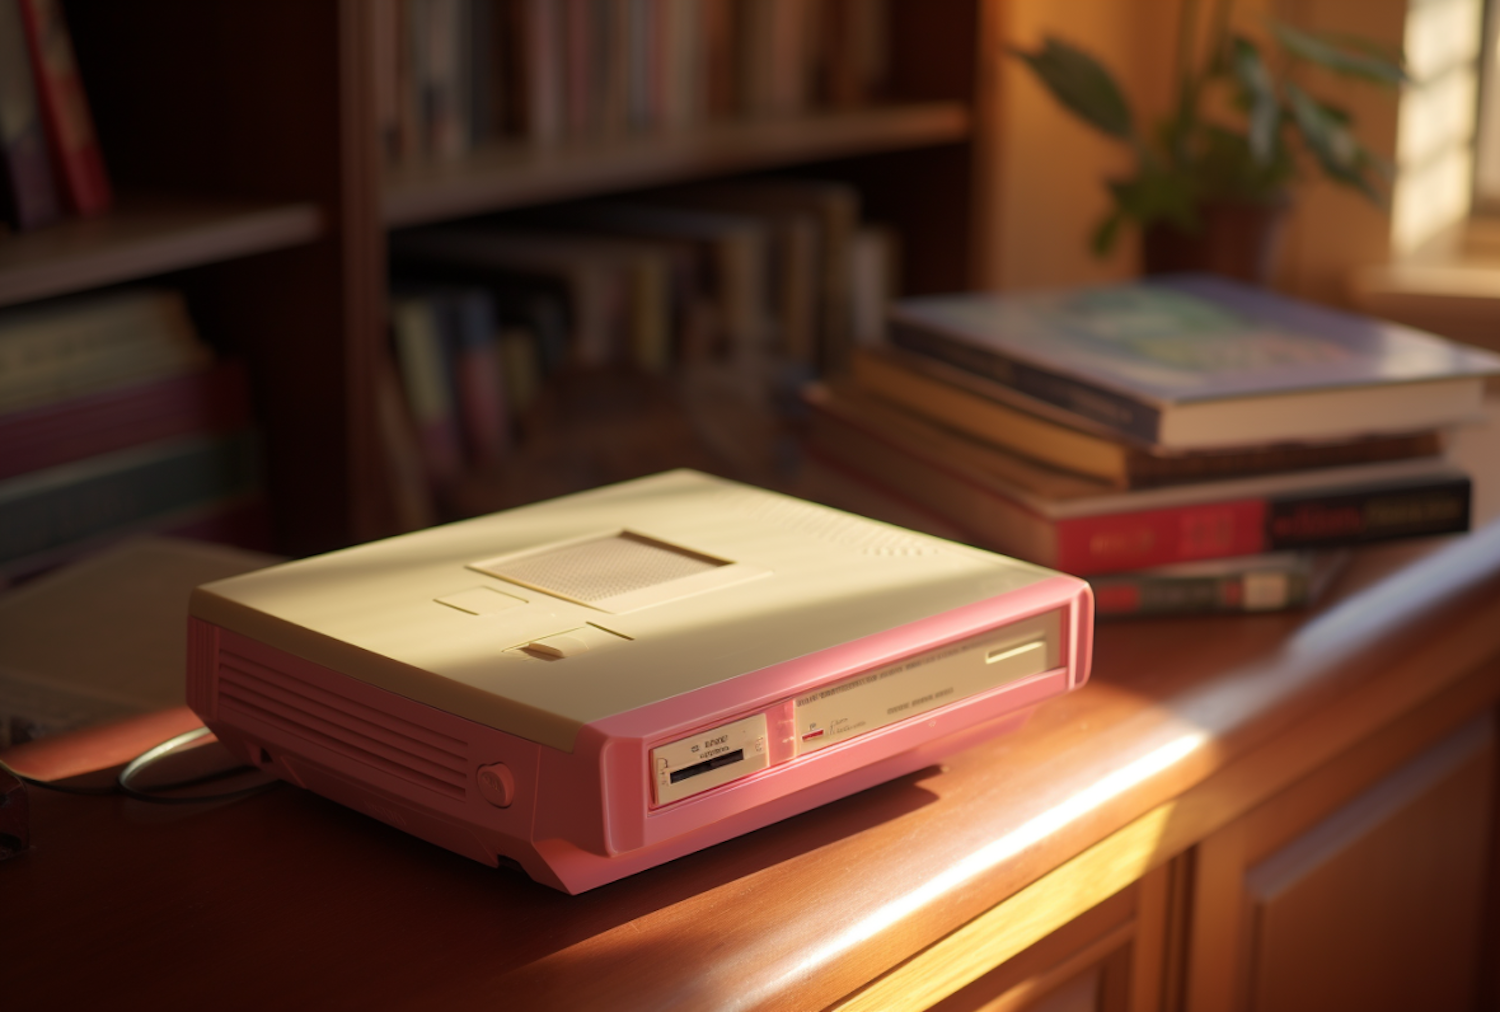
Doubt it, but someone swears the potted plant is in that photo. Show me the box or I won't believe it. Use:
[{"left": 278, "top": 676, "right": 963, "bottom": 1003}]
[{"left": 1011, "top": 0, "right": 1406, "bottom": 282}]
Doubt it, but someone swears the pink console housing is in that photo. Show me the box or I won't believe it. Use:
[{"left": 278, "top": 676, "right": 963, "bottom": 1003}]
[{"left": 188, "top": 576, "right": 1091, "bottom": 894}]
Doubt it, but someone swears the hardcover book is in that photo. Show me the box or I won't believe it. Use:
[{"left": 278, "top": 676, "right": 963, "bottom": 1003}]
[
  {"left": 888, "top": 275, "right": 1500, "bottom": 450},
  {"left": 0, "top": 0, "right": 59, "bottom": 231},
  {"left": 804, "top": 383, "right": 1471, "bottom": 575},
  {"left": 852, "top": 346, "right": 1443, "bottom": 489},
  {"left": 0, "top": 430, "right": 262, "bottom": 569},
  {"left": 1088, "top": 551, "right": 1350, "bottom": 618},
  {"left": 0, "top": 288, "right": 210, "bottom": 414},
  {"left": 0, "top": 359, "right": 250, "bottom": 481},
  {"left": 17, "top": 0, "right": 110, "bottom": 216}
]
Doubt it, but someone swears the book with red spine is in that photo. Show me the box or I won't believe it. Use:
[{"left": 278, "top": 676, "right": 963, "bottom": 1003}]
[
  {"left": 16, "top": 0, "right": 110, "bottom": 216},
  {"left": 0, "top": 359, "right": 251, "bottom": 481},
  {"left": 803, "top": 382, "right": 1471, "bottom": 576},
  {"left": 0, "top": 0, "right": 59, "bottom": 230}
]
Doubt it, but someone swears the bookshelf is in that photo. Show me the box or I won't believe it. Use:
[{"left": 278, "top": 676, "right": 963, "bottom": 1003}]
[
  {"left": 383, "top": 103, "right": 973, "bottom": 227},
  {"left": 1, "top": 0, "right": 1001, "bottom": 557},
  {"left": 0, "top": 194, "right": 322, "bottom": 308}
]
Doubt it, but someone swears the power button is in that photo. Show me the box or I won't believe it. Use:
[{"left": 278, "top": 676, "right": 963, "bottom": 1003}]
[{"left": 477, "top": 763, "right": 515, "bottom": 808}]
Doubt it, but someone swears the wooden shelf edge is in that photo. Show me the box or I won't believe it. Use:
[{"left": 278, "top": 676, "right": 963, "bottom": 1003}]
[
  {"left": 0, "top": 196, "right": 326, "bottom": 308},
  {"left": 383, "top": 102, "right": 973, "bottom": 229}
]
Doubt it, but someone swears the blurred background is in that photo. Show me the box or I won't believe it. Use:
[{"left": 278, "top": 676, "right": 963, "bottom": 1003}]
[{"left": 0, "top": 0, "right": 1495, "bottom": 571}]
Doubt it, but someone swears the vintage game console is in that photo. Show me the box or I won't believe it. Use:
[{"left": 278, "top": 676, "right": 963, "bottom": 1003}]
[{"left": 187, "top": 471, "right": 1093, "bottom": 892}]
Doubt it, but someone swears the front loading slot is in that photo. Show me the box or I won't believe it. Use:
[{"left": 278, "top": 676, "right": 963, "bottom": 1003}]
[{"left": 669, "top": 749, "right": 746, "bottom": 784}]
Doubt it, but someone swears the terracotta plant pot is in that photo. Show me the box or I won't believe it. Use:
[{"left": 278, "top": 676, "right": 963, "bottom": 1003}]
[{"left": 1141, "top": 196, "right": 1290, "bottom": 285}]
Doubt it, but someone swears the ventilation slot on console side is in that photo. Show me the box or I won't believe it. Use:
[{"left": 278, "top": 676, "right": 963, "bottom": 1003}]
[{"left": 217, "top": 649, "right": 468, "bottom": 800}]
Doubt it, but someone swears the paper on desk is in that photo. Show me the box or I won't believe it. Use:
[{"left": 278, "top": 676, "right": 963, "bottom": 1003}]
[{"left": 0, "top": 536, "right": 280, "bottom": 747}]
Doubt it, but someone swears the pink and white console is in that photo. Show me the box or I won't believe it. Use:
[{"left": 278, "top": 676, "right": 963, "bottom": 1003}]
[{"left": 187, "top": 470, "right": 1093, "bottom": 892}]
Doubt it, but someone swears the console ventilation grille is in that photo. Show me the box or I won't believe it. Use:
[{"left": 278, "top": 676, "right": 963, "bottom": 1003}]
[{"left": 217, "top": 649, "right": 468, "bottom": 799}]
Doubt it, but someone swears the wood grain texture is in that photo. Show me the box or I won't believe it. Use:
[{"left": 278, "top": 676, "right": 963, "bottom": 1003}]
[
  {"left": 925, "top": 886, "right": 1134, "bottom": 1012},
  {"left": 1246, "top": 728, "right": 1490, "bottom": 1012},
  {"left": 7, "top": 513, "right": 1500, "bottom": 1012},
  {"left": 5, "top": 417, "right": 1500, "bottom": 1009},
  {"left": 0, "top": 195, "right": 322, "bottom": 308},
  {"left": 1186, "top": 718, "right": 1493, "bottom": 1012},
  {"left": 383, "top": 103, "right": 973, "bottom": 229},
  {"left": 60, "top": 0, "right": 389, "bottom": 554}
]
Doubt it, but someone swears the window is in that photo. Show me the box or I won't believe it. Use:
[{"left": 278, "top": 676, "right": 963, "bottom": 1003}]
[
  {"left": 1476, "top": 0, "right": 1500, "bottom": 210},
  {"left": 1390, "top": 0, "right": 1488, "bottom": 252}
]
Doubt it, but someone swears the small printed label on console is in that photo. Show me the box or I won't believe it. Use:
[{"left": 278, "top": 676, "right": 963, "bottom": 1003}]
[
  {"left": 650, "top": 713, "right": 769, "bottom": 806},
  {"left": 794, "top": 616, "right": 1056, "bottom": 755},
  {"left": 645, "top": 611, "right": 1061, "bottom": 808}
]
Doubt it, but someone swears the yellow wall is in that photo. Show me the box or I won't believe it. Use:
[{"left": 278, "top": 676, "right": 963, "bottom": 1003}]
[
  {"left": 985, "top": 0, "right": 1415, "bottom": 305},
  {"left": 990, "top": 0, "right": 1178, "bottom": 290}
]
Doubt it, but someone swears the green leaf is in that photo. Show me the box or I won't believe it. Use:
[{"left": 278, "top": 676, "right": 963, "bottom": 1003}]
[
  {"left": 1230, "top": 36, "right": 1279, "bottom": 166},
  {"left": 1273, "top": 21, "right": 1407, "bottom": 86},
  {"left": 1283, "top": 81, "right": 1381, "bottom": 200},
  {"left": 1010, "top": 37, "right": 1135, "bottom": 140},
  {"left": 1108, "top": 170, "right": 1200, "bottom": 229},
  {"left": 1193, "top": 124, "right": 1297, "bottom": 202},
  {"left": 1091, "top": 209, "right": 1126, "bottom": 256}
]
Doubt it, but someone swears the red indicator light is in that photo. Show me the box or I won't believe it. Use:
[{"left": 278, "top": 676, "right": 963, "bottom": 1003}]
[{"left": 801, "top": 729, "right": 825, "bottom": 741}]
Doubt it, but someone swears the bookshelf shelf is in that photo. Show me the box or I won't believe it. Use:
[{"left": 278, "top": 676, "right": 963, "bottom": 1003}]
[
  {"left": 383, "top": 102, "right": 972, "bottom": 229},
  {"left": 0, "top": 194, "right": 324, "bottom": 309},
  {"left": 12, "top": 0, "right": 995, "bottom": 554}
]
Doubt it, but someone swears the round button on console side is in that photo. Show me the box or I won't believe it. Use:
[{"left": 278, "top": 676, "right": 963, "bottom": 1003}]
[{"left": 477, "top": 762, "right": 516, "bottom": 808}]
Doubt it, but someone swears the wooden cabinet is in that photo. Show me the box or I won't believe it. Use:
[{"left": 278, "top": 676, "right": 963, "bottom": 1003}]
[
  {"left": 926, "top": 879, "right": 1143, "bottom": 1012},
  {"left": 0, "top": 0, "right": 1002, "bottom": 558},
  {"left": 7, "top": 503, "right": 1500, "bottom": 1012},
  {"left": 858, "top": 704, "right": 1499, "bottom": 1012},
  {"left": 1185, "top": 716, "right": 1494, "bottom": 1012},
  {"left": 838, "top": 709, "right": 1498, "bottom": 1012}
]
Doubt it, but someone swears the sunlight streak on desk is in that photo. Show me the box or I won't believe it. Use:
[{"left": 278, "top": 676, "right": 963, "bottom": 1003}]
[{"left": 742, "top": 731, "right": 1208, "bottom": 1009}]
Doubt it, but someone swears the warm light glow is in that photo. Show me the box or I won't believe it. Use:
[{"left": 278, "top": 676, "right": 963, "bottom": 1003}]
[
  {"left": 1478, "top": 9, "right": 1500, "bottom": 202},
  {"left": 734, "top": 732, "right": 1208, "bottom": 1009},
  {"left": 1392, "top": 0, "right": 1484, "bottom": 252},
  {"left": 1393, "top": 145, "right": 1475, "bottom": 254},
  {"left": 1397, "top": 67, "right": 1478, "bottom": 169},
  {"left": 1405, "top": 0, "right": 1483, "bottom": 81}
]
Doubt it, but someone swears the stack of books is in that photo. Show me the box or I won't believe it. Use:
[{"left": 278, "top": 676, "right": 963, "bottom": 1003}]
[
  {"left": 803, "top": 275, "right": 1500, "bottom": 617},
  {"left": 0, "top": 289, "right": 265, "bottom": 584}
]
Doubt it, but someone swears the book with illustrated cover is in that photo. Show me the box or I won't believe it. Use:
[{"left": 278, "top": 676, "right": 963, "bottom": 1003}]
[
  {"left": 888, "top": 275, "right": 1500, "bottom": 450},
  {"left": 803, "top": 382, "right": 1471, "bottom": 575}
]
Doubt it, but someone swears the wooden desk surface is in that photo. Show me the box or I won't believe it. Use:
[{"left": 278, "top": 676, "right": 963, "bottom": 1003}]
[{"left": 7, "top": 412, "right": 1500, "bottom": 1012}]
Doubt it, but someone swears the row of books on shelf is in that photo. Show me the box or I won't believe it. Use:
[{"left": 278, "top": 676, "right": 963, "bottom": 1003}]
[
  {"left": 0, "top": 0, "right": 110, "bottom": 232},
  {"left": 0, "top": 288, "right": 267, "bottom": 585},
  {"left": 377, "top": 0, "right": 892, "bottom": 166},
  {"left": 385, "top": 177, "right": 898, "bottom": 508},
  {"left": 803, "top": 274, "right": 1500, "bottom": 618}
]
